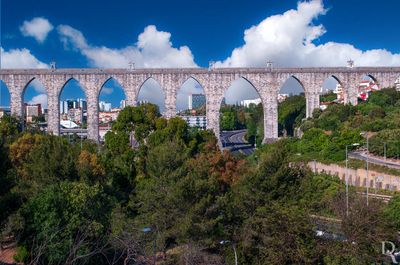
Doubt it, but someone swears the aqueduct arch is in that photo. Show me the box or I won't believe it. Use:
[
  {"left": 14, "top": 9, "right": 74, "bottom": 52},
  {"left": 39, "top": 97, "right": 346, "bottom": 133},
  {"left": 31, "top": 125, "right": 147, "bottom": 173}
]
[{"left": 0, "top": 67, "right": 398, "bottom": 144}]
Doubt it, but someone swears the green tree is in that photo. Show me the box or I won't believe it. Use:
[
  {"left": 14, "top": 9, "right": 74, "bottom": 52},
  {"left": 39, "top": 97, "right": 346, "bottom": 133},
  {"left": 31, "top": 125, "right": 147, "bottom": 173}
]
[
  {"left": 0, "top": 114, "right": 22, "bottom": 144},
  {"left": 10, "top": 134, "right": 77, "bottom": 199},
  {"left": 385, "top": 194, "right": 400, "bottom": 230},
  {"left": 19, "top": 181, "right": 114, "bottom": 264},
  {"left": 278, "top": 95, "right": 306, "bottom": 136},
  {"left": 241, "top": 204, "right": 317, "bottom": 265}
]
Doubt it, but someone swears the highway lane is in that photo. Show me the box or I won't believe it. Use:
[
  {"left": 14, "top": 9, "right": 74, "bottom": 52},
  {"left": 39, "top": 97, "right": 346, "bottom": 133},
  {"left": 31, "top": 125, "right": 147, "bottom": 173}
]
[
  {"left": 221, "top": 129, "right": 255, "bottom": 155},
  {"left": 349, "top": 151, "right": 400, "bottom": 170}
]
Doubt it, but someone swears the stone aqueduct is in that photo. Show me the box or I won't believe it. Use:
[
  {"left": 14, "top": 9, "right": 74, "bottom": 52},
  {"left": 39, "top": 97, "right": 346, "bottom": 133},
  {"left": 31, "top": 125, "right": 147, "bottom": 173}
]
[{"left": 0, "top": 67, "right": 399, "bottom": 143}]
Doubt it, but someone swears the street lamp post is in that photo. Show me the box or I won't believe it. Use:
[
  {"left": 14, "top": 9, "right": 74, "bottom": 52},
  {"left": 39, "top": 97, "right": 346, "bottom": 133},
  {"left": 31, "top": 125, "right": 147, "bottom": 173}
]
[
  {"left": 346, "top": 143, "right": 360, "bottom": 217},
  {"left": 141, "top": 227, "right": 156, "bottom": 265},
  {"left": 220, "top": 240, "right": 238, "bottom": 265},
  {"left": 361, "top": 132, "right": 370, "bottom": 206},
  {"left": 366, "top": 135, "right": 369, "bottom": 206}
]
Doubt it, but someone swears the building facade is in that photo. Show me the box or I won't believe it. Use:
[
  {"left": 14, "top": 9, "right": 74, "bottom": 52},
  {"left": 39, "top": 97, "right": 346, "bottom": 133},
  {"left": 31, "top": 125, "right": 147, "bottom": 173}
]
[
  {"left": 240, "top": 98, "right": 262, "bottom": 107},
  {"left": 25, "top": 103, "right": 42, "bottom": 123},
  {"left": 181, "top": 115, "right": 207, "bottom": 129},
  {"left": 188, "top": 94, "right": 206, "bottom": 110},
  {"left": 99, "top": 101, "right": 112, "bottom": 112}
]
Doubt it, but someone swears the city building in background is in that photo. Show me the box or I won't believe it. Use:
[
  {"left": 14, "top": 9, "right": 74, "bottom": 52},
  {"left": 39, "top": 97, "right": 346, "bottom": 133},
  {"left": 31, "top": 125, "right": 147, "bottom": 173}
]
[
  {"left": 334, "top": 83, "right": 344, "bottom": 102},
  {"left": 0, "top": 109, "right": 11, "bottom": 118},
  {"left": 77, "top": 98, "right": 87, "bottom": 110},
  {"left": 240, "top": 98, "right": 262, "bottom": 107},
  {"left": 181, "top": 115, "right": 207, "bottom": 129},
  {"left": 60, "top": 99, "right": 87, "bottom": 128},
  {"left": 99, "top": 108, "right": 121, "bottom": 124},
  {"left": 357, "top": 80, "right": 379, "bottom": 101},
  {"left": 98, "top": 101, "right": 125, "bottom": 140},
  {"left": 138, "top": 100, "right": 149, "bottom": 105},
  {"left": 25, "top": 103, "right": 42, "bottom": 123},
  {"left": 188, "top": 94, "right": 206, "bottom": 110},
  {"left": 99, "top": 101, "right": 112, "bottom": 112},
  {"left": 60, "top": 99, "right": 87, "bottom": 114},
  {"left": 277, "top": 94, "right": 289, "bottom": 103},
  {"left": 67, "top": 108, "right": 83, "bottom": 125},
  {"left": 120, "top": 99, "right": 128, "bottom": 109}
]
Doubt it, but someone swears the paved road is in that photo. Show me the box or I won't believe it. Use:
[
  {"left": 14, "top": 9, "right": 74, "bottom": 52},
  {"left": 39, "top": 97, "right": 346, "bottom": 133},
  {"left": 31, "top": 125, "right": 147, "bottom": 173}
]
[
  {"left": 349, "top": 151, "right": 400, "bottom": 170},
  {"left": 221, "top": 129, "right": 255, "bottom": 155}
]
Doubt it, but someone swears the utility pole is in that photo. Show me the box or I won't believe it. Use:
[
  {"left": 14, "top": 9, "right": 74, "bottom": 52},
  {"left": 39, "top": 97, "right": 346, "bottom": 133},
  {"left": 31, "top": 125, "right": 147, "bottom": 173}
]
[
  {"left": 366, "top": 135, "right": 369, "bottom": 206},
  {"left": 346, "top": 143, "right": 360, "bottom": 216},
  {"left": 220, "top": 240, "right": 238, "bottom": 265},
  {"left": 346, "top": 145, "right": 349, "bottom": 217}
]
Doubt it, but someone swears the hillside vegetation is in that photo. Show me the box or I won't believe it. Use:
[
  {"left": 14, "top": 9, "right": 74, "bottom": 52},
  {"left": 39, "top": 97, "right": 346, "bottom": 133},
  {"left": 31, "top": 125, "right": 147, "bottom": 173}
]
[{"left": 0, "top": 102, "right": 399, "bottom": 264}]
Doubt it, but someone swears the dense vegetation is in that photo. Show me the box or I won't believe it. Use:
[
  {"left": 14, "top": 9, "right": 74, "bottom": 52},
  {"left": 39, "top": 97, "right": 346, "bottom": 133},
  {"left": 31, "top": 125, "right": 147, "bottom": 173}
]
[
  {"left": 220, "top": 103, "right": 263, "bottom": 146},
  {"left": 298, "top": 87, "right": 400, "bottom": 160},
  {"left": 0, "top": 103, "right": 399, "bottom": 264},
  {"left": 278, "top": 94, "right": 306, "bottom": 136}
]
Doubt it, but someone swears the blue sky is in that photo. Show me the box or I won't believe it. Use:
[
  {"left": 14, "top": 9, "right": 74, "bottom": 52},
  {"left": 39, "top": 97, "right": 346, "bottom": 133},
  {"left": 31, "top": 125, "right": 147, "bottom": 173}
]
[{"left": 1, "top": 0, "right": 400, "bottom": 110}]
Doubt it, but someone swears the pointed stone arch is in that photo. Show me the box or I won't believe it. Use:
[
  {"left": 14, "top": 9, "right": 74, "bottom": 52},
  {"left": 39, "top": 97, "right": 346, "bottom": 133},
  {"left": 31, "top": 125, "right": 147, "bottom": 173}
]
[
  {"left": 97, "top": 76, "right": 127, "bottom": 141},
  {"left": 22, "top": 77, "right": 48, "bottom": 127},
  {"left": 277, "top": 75, "right": 307, "bottom": 137},
  {"left": 320, "top": 75, "right": 344, "bottom": 108},
  {"left": 137, "top": 77, "right": 166, "bottom": 114},
  {"left": 98, "top": 76, "right": 126, "bottom": 98},
  {"left": 358, "top": 74, "right": 380, "bottom": 102},
  {"left": 218, "top": 76, "right": 264, "bottom": 148},
  {"left": 365, "top": 74, "right": 379, "bottom": 85},
  {"left": 176, "top": 76, "right": 207, "bottom": 129},
  {"left": 58, "top": 77, "right": 87, "bottom": 137}
]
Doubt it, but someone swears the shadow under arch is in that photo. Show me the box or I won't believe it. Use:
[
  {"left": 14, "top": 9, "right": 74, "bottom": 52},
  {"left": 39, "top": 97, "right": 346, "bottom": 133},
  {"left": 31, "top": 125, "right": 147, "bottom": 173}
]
[
  {"left": 219, "top": 76, "right": 264, "bottom": 149},
  {"left": 277, "top": 75, "right": 306, "bottom": 137},
  {"left": 137, "top": 77, "right": 166, "bottom": 114}
]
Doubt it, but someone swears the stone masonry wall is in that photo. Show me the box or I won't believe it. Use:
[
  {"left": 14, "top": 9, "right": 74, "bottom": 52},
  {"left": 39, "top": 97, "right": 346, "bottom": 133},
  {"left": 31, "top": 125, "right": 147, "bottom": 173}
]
[{"left": 0, "top": 67, "right": 399, "bottom": 143}]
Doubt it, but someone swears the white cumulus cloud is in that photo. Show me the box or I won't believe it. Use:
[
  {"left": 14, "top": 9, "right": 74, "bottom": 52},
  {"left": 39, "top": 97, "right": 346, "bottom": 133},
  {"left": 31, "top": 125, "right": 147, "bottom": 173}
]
[
  {"left": 28, "top": 94, "right": 48, "bottom": 109},
  {"left": 20, "top": 17, "right": 54, "bottom": 43},
  {"left": 29, "top": 79, "right": 47, "bottom": 93},
  {"left": 101, "top": 87, "right": 114, "bottom": 95},
  {"left": 0, "top": 47, "right": 48, "bottom": 68},
  {"left": 216, "top": 0, "right": 400, "bottom": 67},
  {"left": 57, "top": 24, "right": 197, "bottom": 68}
]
